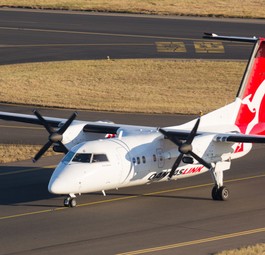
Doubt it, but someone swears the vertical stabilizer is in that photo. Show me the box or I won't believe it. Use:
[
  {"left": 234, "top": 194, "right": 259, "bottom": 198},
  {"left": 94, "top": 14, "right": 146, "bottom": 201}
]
[{"left": 235, "top": 38, "right": 265, "bottom": 134}]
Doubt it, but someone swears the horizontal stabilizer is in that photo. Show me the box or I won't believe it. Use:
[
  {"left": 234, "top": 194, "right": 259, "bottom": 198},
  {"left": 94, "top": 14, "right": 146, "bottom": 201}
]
[
  {"left": 214, "top": 133, "right": 265, "bottom": 143},
  {"left": 203, "top": 33, "right": 258, "bottom": 43}
]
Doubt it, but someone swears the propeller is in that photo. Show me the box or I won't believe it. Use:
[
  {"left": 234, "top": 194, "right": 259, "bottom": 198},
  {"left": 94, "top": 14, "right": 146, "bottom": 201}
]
[
  {"left": 159, "top": 118, "right": 212, "bottom": 180},
  {"left": 32, "top": 110, "right": 78, "bottom": 162}
]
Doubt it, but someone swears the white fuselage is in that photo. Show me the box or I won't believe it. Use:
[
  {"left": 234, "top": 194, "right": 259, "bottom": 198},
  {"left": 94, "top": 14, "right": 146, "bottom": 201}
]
[{"left": 48, "top": 130, "right": 252, "bottom": 195}]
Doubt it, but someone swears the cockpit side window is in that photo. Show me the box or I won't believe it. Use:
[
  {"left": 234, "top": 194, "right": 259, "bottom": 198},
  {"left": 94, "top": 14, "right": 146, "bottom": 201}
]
[
  {"left": 92, "top": 154, "right": 109, "bottom": 163},
  {"left": 62, "top": 151, "right": 75, "bottom": 163},
  {"left": 72, "top": 153, "right": 92, "bottom": 163}
]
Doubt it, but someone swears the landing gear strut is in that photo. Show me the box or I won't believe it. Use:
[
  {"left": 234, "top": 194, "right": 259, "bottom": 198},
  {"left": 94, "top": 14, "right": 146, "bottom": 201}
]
[
  {"left": 210, "top": 161, "right": 231, "bottom": 201},
  {"left": 64, "top": 194, "right": 77, "bottom": 207}
]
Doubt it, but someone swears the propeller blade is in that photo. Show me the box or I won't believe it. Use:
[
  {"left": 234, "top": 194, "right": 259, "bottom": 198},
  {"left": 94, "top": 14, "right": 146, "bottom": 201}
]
[
  {"left": 58, "top": 112, "right": 78, "bottom": 135},
  {"left": 33, "top": 141, "right": 53, "bottom": 162},
  {"left": 33, "top": 109, "right": 53, "bottom": 134},
  {"left": 58, "top": 141, "right": 69, "bottom": 154},
  {"left": 186, "top": 117, "right": 200, "bottom": 144},
  {"left": 32, "top": 110, "right": 77, "bottom": 162},
  {"left": 168, "top": 153, "right": 184, "bottom": 179},
  {"left": 159, "top": 128, "right": 182, "bottom": 146},
  {"left": 189, "top": 151, "right": 212, "bottom": 169}
]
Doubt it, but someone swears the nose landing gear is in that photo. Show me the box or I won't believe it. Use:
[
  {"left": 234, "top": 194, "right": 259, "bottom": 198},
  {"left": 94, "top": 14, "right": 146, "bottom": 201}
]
[{"left": 64, "top": 194, "right": 77, "bottom": 207}]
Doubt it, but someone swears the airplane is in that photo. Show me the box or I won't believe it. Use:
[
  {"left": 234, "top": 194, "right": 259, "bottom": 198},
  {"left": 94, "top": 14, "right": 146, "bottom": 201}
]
[{"left": 0, "top": 33, "right": 265, "bottom": 208}]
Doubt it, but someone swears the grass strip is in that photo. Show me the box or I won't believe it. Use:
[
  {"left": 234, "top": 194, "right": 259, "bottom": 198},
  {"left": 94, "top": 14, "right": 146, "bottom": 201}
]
[
  {"left": 0, "top": 0, "right": 264, "bottom": 19},
  {"left": 0, "top": 144, "right": 57, "bottom": 163},
  {"left": 0, "top": 59, "right": 246, "bottom": 114}
]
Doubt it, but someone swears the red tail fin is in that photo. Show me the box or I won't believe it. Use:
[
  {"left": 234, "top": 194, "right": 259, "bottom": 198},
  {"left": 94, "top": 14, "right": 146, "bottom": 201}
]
[{"left": 235, "top": 38, "right": 265, "bottom": 135}]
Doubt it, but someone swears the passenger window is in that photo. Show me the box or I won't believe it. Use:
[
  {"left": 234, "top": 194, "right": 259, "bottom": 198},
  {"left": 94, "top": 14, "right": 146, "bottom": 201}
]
[
  {"left": 142, "top": 156, "right": 146, "bottom": 164},
  {"left": 137, "top": 157, "right": 140, "bottom": 164},
  {"left": 153, "top": 154, "right": 157, "bottom": 162},
  {"left": 132, "top": 157, "right": 136, "bottom": 164}
]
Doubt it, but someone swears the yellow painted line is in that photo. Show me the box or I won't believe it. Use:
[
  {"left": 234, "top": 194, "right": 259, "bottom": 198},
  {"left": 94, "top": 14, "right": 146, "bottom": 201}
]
[
  {"left": 0, "top": 43, "right": 153, "bottom": 48},
  {"left": 0, "top": 124, "right": 43, "bottom": 130},
  {"left": 0, "top": 165, "right": 56, "bottom": 176},
  {"left": 0, "top": 173, "right": 264, "bottom": 221},
  {"left": 0, "top": 206, "right": 67, "bottom": 220},
  {"left": 116, "top": 227, "right": 265, "bottom": 255}
]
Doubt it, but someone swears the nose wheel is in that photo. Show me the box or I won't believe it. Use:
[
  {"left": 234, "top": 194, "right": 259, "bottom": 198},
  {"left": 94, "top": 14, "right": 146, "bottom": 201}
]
[{"left": 64, "top": 196, "right": 77, "bottom": 207}]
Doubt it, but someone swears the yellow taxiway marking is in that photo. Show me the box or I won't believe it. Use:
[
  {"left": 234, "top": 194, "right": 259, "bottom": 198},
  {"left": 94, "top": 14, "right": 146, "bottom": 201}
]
[
  {"left": 0, "top": 165, "right": 56, "bottom": 176},
  {"left": 155, "top": 42, "right": 186, "bottom": 53},
  {"left": 194, "top": 41, "right": 224, "bottom": 53},
  {"left": 0, "top": 173, "right": 264, "bottom": 221},
  {"left": 0, "top": 43, "right": 153, "bottom": 48},
  {"left": 117, "top": 227, "right": 265, "bottom": 255},
  {"left": 0, "top": 124, "right": 43, "bottom": 130}
]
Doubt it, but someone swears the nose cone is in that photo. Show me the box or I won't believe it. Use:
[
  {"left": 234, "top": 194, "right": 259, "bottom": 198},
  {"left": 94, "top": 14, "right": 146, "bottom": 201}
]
[
  {"left": 48, "top": 177, "right": 68, "bottom": 194},
  {"left": 48, "top": 164, "right": 81, "bottom": 194}
]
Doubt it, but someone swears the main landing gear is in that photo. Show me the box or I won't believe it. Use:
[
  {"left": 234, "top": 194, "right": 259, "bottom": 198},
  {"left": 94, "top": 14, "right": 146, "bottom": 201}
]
[
  {"left": 211, "top": 185, "right": 229, "bottom": 201},
  {"left": 64, "top": 194, "right": 77, "bottom": 207},
  {"left": 210, "top": 162, "right": 230, "bottom": 201}
]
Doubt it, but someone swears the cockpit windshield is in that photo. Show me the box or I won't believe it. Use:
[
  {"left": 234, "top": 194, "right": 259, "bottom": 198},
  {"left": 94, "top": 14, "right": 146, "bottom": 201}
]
[
  {"left": 62, "top": 151, "right": 109, "bottom": 164},
  {"left": 72, "top": 153, "right": 92, "bottom": 163},
  {"left": 71, "top": 153, "right": 109, "bottom": 163}
]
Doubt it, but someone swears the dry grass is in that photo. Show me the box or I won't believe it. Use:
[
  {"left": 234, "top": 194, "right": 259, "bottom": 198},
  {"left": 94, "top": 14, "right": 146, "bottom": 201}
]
[
  {"left": 0, "top": 0, "right": 264, "bottom": 18},
  {"left": 0, "top": 144, "right": 57, "bottom": 163},
  {"left": 216, "top": 243, "right": 265, "bottom": 255},
  {"left": 0, "top": 59, "right": 246, "bottom": 114}
]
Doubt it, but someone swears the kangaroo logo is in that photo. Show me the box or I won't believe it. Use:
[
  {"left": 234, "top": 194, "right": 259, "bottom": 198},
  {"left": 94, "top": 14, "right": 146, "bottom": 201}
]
[{"left": 241, "top": 79, "right": 265, "bottom": 134}]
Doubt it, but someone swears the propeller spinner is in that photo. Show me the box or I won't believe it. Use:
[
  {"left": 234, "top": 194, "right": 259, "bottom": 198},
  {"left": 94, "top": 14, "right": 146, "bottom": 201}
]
[
  {"left": 32, "top": 110, "right": 77, "bottom": 162},
  {"left": 159, "top": 118, "right": 212, "bottom": 179}
]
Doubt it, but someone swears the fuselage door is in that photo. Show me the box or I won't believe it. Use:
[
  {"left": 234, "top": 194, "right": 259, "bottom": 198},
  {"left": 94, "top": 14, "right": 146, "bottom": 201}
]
[
  {"left": 156, "top": 148, "right": 165, "bottom": 168},
  {"left": 116, "top": 147, "right": 132, "bottom": 184}
]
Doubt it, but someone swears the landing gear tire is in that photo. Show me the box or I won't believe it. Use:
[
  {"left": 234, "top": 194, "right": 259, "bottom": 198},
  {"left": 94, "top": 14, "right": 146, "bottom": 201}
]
[
  {"left": 69, "top": 198, "right": 77, "bottom": 208},
  {"left": 211, "top": 186, "right": 229, "bottom": 201},
  {"left": 211, "top": 185, "right": 219, "bottom": 200},
  {"left": 64, "top": 196, "right": 77, "bottom": 207},
  {"left": 219, "top": 186, "right": 229, "bottom": 201}
]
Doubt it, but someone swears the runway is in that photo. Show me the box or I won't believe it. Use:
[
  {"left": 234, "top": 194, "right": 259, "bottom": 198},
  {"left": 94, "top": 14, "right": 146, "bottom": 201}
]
[
  {"left": 0, "top": 8, "right": 265, "bottom": 64},
  {"left": 0, "top": 8, "right": 265, "bottom": 255},
  {"left": 0, "top": 105, "right": 265, "bottom": 255}
]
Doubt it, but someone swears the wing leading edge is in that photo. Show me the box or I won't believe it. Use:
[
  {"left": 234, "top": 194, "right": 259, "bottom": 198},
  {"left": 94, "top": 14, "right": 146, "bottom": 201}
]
[{"left": 0, "top": 111, "right": 64, "bottom": 128}]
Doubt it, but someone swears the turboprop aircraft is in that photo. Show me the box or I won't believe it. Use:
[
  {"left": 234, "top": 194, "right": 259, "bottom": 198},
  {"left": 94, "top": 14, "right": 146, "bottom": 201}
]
[{"left": 1, "top": 33, "right": 265, "bottom": 207}]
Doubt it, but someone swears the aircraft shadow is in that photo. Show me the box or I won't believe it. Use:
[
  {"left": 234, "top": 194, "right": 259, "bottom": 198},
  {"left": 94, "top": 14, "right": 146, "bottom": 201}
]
[
  {"left": 0, "top": 166, "right": 56, "bottom": 206},
  {"left": 86, "top": 191, "right": 212, "bottom": 202}
]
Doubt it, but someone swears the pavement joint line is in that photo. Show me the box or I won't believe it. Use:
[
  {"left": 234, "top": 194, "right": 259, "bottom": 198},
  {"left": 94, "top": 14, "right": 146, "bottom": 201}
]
[
  {"left": 116, "top": 227, "right": 265, "bottom": 255},
  {"left": 0, "top": 173, "right": 264, "bottom": 220},
  {"left": 0, "top": 25, "right": 223, "bottom": 41}
]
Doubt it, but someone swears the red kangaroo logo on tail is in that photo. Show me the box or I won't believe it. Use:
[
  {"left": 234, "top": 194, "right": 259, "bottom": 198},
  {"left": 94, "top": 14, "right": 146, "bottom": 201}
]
[{"left": 241, "top": 80, "right": 265, "bottom": 134}]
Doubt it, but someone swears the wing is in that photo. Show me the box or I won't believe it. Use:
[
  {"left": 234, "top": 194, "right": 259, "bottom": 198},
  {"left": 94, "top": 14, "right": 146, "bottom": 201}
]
[
  {"left": 0, "top": 111, "right": 156, "bottom": 135},
  {"left": 0, "top": 111, "right": 64, "bottom": 128},
  {"left": 160, "top": 127, "right": 265, "bottom": 144}
]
